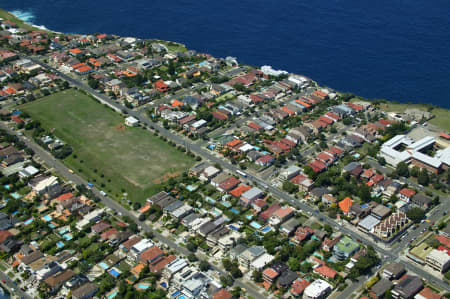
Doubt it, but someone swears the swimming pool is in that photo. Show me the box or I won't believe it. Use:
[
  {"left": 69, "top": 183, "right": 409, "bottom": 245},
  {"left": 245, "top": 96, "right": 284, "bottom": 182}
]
[
  {"left": 230, "top": 208, "right": 240, "bottom": 214},
  {"left": 10, "top": 192, "right": 21, "bottom": 199},
  {"left": 245, "top": 215, "right": 253, "bottom": 220},
  {"left": 56, "top": 241, "right": 64, "bottom": 248},
  {"left": 107, "top": 290, "right": 118, "bottom": 299},
  {"left": 48, "top": 223, "right": 56, "bottom": 229},
  {"left": 24, "top": 218, "right": 34, "bottom": 225},
  {"left": 261, "top": 226, "right": 272, "bottom": 233},
  {"left": 42, "top": 215, "right": 52, "bottom": 222},
  {"left": 99, "top": 262, "right": 109, "bottom": 270},
  {"left": 221, "top": 202, "right": 231, "bottom": 208},
  {"left": 178, "top": 295, "right": 187, "bottom": 299},
  {"left": 136, "top": 283, "right": 149, "bottom": 290},
  {"left": 63, "top": 233, "right": 73, "bottom": 241},
  {"left": 108, "top": 268, "right": 121, "bottom": 277},
  {"left": 3, "top": 185, "right": 10, "bottom": 190},
  {"left": 250, "top": 221, "right": 262, "bottom": 229},
  {"left": 59, "top": 227, "right": 69, "bottom": 235},
  {"left": 171, "top": 290, "right": 180, "bottom": 297}
]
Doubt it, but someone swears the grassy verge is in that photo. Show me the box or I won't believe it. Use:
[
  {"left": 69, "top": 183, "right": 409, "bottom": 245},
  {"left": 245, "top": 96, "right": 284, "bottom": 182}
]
[{"left": 0, "top": 9, "right": 51, "bottom": 32}]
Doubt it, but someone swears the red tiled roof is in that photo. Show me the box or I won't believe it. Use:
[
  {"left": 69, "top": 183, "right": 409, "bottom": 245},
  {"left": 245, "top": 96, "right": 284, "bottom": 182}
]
[
  {"left": 212, "top": 289, "right": 233, "bottom": 299},
  {"left": 219, "top": 177, "right": 240, "bottom": 191},
  {"left": 263, "top": 268, "right": 279, "bottom": 279},
  {"left": 230, "top": 185, "right": 251, "bottom": 197},
  {"left": 290, "top": 174, "right": 307, "bottom": 185},
  {"left": 55, "top": 193, "right": 73, "bottom": 202},
  {"left": 417, "top": 287, "right": 442, "bottom": 299},
  {"left": 339, "top": 197, "right": 353, "bottom": 213},
  {"left": 314, "top": 265, "right": 337, "bottom": 279},
  {"left": 248, "top": 122, "right": 262, "bottom": 130},
  {"left": 0, "top": 230, "right": 12, "bottom": 243},
  {"left": 227, "top": 139, "right": 242, "bottom": 148},
  {"left": 100, "top": 228, "right": 118, "bottom": 240},
  {"left": 440, "top": 132, "right": 450, "bottom": 140},
  {"left": 290, "top": 279, "right": 310, "bottom": 296},
  {"left": 259, "top": 204, "right": 281, "bottom": 221},
  {"left": 140, "top": 246, "right": 164, "bottom": 263},
  {"left": 436, "top": 235, "right": 450, "bottom": 248},
  {"left": 400, "top": 188, "right": 416, "bottom": 198}
]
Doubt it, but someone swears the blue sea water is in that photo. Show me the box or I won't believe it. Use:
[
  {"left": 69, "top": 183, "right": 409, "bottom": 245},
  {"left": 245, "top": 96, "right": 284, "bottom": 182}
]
[{"left": 2, "top": 0, "right": 450, "bottom": 108}]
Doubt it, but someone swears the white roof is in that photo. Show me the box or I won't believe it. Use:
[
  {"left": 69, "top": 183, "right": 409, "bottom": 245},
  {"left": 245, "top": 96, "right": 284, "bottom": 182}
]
[
  {"left": 165, "top": 258, "right": 188, "bottom": 274},
  {"left": 411, "top": 151, "right": 442, "bottom": 168},
  {"left": 125, "top": 116, "right": 139, "bottom": 124},
  {"left": 203, "top": 166, "right": 220, "bottom": 177},
  {"left": 251, "top": 253, "right": 274, "bottom": 269},
  {"left": 427, "top": 249, "right": 450, "bottom": 264},
  {"left": 34, "top": 176, "right": 58, "bottom": 192},
  {"left": 132, "top": 238, "right": 153, "bottom": 253},
  {"left": 239, "top": 143, "right": 254, "bottom": 152},
  {"left": 191, "top": 119, "right": 207, "bottom": 129},
  {"left": 358, "top": 215, "right": 380, "bottom": 231},
  {"left": 304, "top": 279, "right": 332, "bottom": 298}
]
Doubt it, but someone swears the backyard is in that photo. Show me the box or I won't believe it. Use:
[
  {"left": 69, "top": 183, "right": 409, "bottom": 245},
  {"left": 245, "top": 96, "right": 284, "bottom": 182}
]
[{"left": 21, "top": 89, "right": 195, "bottom": 203}]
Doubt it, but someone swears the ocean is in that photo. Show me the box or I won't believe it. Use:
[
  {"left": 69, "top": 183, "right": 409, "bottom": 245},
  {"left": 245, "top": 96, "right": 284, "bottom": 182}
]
[{"left": 2, "top": 0, "right": 450, "bottom": 108}]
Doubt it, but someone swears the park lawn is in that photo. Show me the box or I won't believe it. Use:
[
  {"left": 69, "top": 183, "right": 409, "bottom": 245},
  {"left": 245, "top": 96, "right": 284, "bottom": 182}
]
[
  {"left": 349, "top": 98, "right": 450, "bottom": 131},
  {"left": 21, "top": 89, "right": 194, "bottom": 204},
  {"left": 379, "top": 102, "right": 450, "bottom": 131}
]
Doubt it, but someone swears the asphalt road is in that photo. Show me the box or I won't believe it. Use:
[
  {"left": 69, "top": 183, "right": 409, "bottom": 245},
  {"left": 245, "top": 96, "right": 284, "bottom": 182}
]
[
  {"left": 0, "top": 268, "right": 31, "bottom": 299},
  {"left": 25, "top": 56, "right": 450, "bottom": 292}
]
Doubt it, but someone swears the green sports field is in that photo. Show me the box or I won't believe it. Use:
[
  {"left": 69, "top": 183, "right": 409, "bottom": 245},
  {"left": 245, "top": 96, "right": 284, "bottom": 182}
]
[{"left": 21, "top": 89, "right": 194, "bottom": 203}]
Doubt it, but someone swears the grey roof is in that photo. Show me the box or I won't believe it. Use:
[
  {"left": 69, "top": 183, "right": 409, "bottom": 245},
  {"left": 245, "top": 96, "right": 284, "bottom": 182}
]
[
  {"left": 182, "top": 213, "right": 200, "bottom": 225},
  {"left": 247, "top": 245, "right": 265, "bottom": 257},
  {"left": 393, "top": 275, "right": 423, "bottom": 298},
  {"left": 371, "top": 279, "right": 393, "bottom": 295},
  {"left": 343, "top": 162, "right": 361, "bottom": 172},
  {"left": 310, "top": 187, "right": 329, "bottom": 198},
  {"left": 280, "top": 218, "right": 301, "bottom": 233},
  {"left": 383, "top": 262, "right": 405, "bottom": 277},
  {"left": 163, "top": 200, "right": 183, "bottom": 212},
  {"left": 412, "top": 194, "right": 432, "bottom": 207},
  {"left": 372, "top": 205, "right": 391, "bottom": 218},
  {"left": 241, "top": 187, "right": 263, "bottom": 200},
  {"left": 277, "top": 269, "right": 298, "bottom": 287},
  {"left": 231, "top": 244, "right": 248, "bottom": 257},
  {"left": 358, "top": 215, "right": 380, "bottom": 231}
]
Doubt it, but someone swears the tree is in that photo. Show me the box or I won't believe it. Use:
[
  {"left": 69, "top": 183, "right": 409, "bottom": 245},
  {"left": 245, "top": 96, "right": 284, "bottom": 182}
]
[
  {"left": 396, "top": 162, "right": 409, "bottom": 177},
  {"left": 418, "top": 170, "right": 430, "bottom": 186},
  {"left": 220, "top": 275, "right": 234, "bottom": 287},
  {"left": 282, "top": 181, "right": 298, "bottom": 194},
  {"left": 199, "top": 260, "right": 210, "bottom": 271},
  {"left": 410, "top": 166, "right": 420, "bottom": 178},
  {"left": 406, "top": 207, "right": 426, "bottom": 223},
  {"left": 252, "top": 270, "right": 263, "bottom": 283}
]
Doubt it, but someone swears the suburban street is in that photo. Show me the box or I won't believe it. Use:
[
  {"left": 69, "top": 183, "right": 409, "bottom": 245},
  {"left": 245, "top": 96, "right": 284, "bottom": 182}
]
[{"left": 23, "top": 56, "right": 450, "bottom": 292}]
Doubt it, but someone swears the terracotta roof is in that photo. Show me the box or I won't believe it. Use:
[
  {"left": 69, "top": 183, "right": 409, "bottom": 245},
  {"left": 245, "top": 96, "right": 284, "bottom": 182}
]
[
  {"left": 150, "top": 254, "right": 176, "bottom": 273},
  {"left": 314, "top": 265, "right": 337, "bottom": 279},
  {"left": 339, "top": 197, "right": 353, "bottom": 213},
  {"left": 435, "top": 235, "right": 450, "bottom": 248},
  {"left": 417, "top": 287, "right": 442, "bottom": 299},
  {"left": 0, "top": 230, "right": 12, "bottom": 243},
  {"left": 400, "top": 188, "right": 416, "bottom": 198},
  {"left": 140, "top": 246, "right": 164, "bottom": 263},
  {"left": 230, "top": 185, "right": 251, "bottom": 197},
  {"left": 263, "top": 267, "right": 279, "bottom": 279},
  {"left": 55, "top": 193, "right": 73, "bottom": 202},
  {"left": 212, "top": 289, "right": 233, "bottom": 299}
]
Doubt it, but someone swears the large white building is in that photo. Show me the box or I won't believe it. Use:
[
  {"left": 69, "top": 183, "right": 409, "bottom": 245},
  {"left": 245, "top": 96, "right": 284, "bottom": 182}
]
[
  {"left": 303, "top": 279, "right": 332, "bottom": 299},
  {"left": 380, "top": 135, "right": 449, "bottom": 173},
  {"left": 426, "top": 249, "right": 450, "bottom": 273}
]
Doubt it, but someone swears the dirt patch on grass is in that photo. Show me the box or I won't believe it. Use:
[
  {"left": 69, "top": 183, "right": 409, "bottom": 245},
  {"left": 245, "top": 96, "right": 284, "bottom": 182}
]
[
  {"left": 153, "top": 172, "right": 180, "bottom": 184},
  {"left": 115, "top": 124, "right": 126, "bottom": 131}
]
